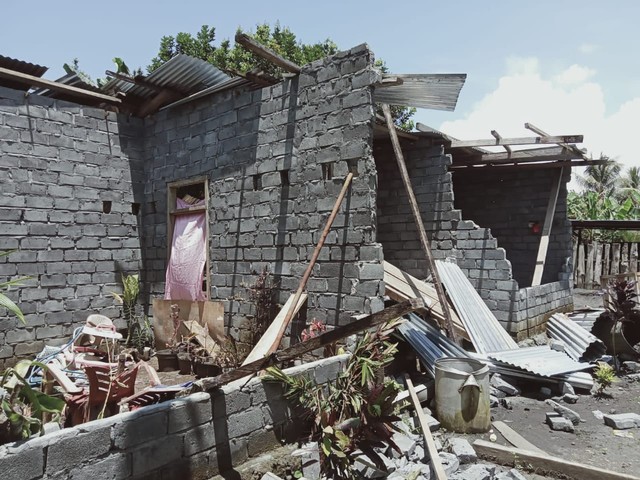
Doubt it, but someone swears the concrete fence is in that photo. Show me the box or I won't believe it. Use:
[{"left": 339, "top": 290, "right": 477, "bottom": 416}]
[{"left": 0, "top": 354, "right": 349, "bottom": 480}]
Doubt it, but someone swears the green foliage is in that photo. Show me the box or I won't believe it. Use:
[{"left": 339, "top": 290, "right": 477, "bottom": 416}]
[
  {"left": 112, "top": 274, "right": 153, "bottom": 352},
  {"left": 265, "top": 318, "right": 404, "bottom": 478},
  {"left": 593, "top": 362, "right": 617, "bottom": 395},
  {"left": 0, "top": 361, "right": 66, "bottom": 445},
  {"left": 0, "top": 251, "right": 27, "bottom": 324}
]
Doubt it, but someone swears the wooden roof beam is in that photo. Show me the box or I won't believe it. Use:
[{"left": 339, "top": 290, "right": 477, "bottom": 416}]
[
  {"left": 491, "top": 130, "right": 512, "bottom": 156},
  {"left": 105, "top": 70, "right": 166, "bottom": 92},
  {"left": 448, "top": 133, "right": 583, "bottom": 149},
  {"left": 450, "top": 159, "right": 608, "bottom": 172},
  {"left": 460, "top": 146, "right": 583, "bottom": 164},
  {"left": 0, "top": 66, "right": 121, "bottom": 104},
  {"left": 235, "top": 33, "right": 301, "bottom": 74},
  {"left": 524, "top": 122, "right": 586, "bottom": 158}
]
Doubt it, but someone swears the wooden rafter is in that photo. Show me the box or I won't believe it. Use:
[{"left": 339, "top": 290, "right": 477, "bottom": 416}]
[
  {"left": 448, "top": 134, "right": 583, "bottom": 149},
  {"left": 525, "top": 122, "right": 586, "bottom": 158},
  {"left": 235, "top": 33, "right": 301, "bottom": 74},
  {"left": 457, "top": 146, "right": 581, "bottom": 165},
  {"left": 0, "top": 66, "right": 121, "bottom": 104},
  {"left": 449, "top": 159, "right": 607, "bottom": 172},
  {"left": 491, "top": 130, "right": 512, "bottom": 156}
]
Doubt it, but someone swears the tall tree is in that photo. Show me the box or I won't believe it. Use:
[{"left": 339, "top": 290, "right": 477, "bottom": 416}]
[
  {"left": 576, "top": 154, "right": 622, "bottom": 197},
  {"left": 147, "top": 23, "right": 415, "bottom": 130}
]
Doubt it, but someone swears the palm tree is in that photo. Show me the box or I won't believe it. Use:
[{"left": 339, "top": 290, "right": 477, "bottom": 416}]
[
  {"left": 619, "top": 166, "right": 640, "bottom": 193},
  {"left": 576, "top": 154, "right": 622, "bottom": 197}
]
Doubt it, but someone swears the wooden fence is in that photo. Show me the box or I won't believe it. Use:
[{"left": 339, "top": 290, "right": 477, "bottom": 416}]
[{"left": 573, "top": 240, "right": 640, "bottom": 288}]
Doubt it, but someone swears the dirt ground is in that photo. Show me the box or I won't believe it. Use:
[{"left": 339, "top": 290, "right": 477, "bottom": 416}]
[{"left": 572, "top": 288, "right": 606, "bottom": 310}]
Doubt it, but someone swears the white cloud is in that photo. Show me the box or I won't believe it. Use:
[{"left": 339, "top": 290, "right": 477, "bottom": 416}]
[
  {"left": 439, "top": 58, "right": 640, "bottom": 188},
  {"left": 579, "top": 43, "right": 598, "bottom": 54}
]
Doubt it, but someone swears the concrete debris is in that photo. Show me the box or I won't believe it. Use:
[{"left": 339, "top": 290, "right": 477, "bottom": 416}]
[
  {"left": 546, "top": 399, "right": 582, "bottom": 425},
  {"left": 546, "top": 412, "right": 575, "bottom": 432},
  {"left": 448, "top": 437, "right": 477, "bottom": 464},
  {"left": 450, "top": 463, "right": 496, "bottom": 480},
  {"left": 490, "top": 395, "right": 500, "bottom": 407},
  {"left": 563, "top": 393, "right": 579, "bottom": 404},
  {"left": 490, "top": 386, "right": 507, "bottom": 399},
  {"left": 489, "top": 433, "right": 497, "bottom": 442},
  {"left": 439, "top": 451, "right": 461, "bottom": 476},
  {"left": 490, "top": 374, "right": 520, "bottom": 396},
  {"left": 623, "top": 361, "right": 640, "bottom": 372},
  {"left": 628, "top": 373, "right": 640, "bottom": 382},
  {"left": 408, "top": 444, "right": 425, "bottom": 463},
  {"left": 353, "top": 454, "right": 387, "bottom": 478},
  {"left": 613, "top": 430, "right": 635, "bottom": 438},
  {"left": 260, "top": 474, "right": 283, "bottom": 480},
  {"left": 500, "top": 398, "right": 513, "bottom": 410},
  {"left": 560, "top": 381, "right": 575, "bottom": 395},
  {"left": 549, "top": 339, "right": 566, "bottom": 352},
  {"left": 495, "top": 469, "right": 528, "bottom": 480},
  {"left": 593, "top": 410, "right": 604, "bottom": 420},
  {"left": 390, "top": 432, "right": 418, "bottom": 459},
  {"left": 297, "top": 442, "right": 321, "bottom": 480},
  {"left": 603, "top": 413, "right": 640, "bottom": 430}
]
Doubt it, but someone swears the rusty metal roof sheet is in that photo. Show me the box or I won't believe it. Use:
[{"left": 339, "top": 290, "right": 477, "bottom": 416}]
[
  {"left": 0, "top": 54, "right": 48, "bottom": 91},
  {"left": 547, "top": 313, "right": 606, "bottom": 363},
  {"left": 102, "top": 54, "right": 230, "bottom": 100},
  {"left": 374, "top": 73, "right": 466, "bottom": 111},
  {"left": 436, "top": 260, "right": 518, "bottom": 354}
]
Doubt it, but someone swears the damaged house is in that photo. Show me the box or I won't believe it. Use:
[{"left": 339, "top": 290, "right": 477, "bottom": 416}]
[{"left": 0, "top": 42, "right": 597, "bottom": 367}]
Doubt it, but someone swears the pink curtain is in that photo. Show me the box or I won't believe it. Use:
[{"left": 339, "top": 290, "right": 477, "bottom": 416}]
[{"left": 164, "top": 198, "right": 207, "bottom": 301}]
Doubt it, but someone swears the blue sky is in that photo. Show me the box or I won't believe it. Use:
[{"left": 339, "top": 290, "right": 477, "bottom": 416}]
[{"left": 2, "top": 1, "right": 639, "bottom": 174}]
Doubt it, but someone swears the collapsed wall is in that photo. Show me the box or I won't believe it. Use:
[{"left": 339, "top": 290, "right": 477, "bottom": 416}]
[
  {"left": 375, "top": 141, "right": 572, "bottom": 338},
  {"left": 140, "top": 45, "right": 385, "bottom": 349},
  {"left": 0, "top": 88, "right": 144, "bottom": 367}
]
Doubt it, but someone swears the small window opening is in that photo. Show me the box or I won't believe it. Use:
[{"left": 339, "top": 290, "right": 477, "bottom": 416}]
[
  {"left": 280, "top": 170, "right": 290, "bottom": 186},
  {"left": 253, "top": 174, "right": 262, "bottom": 190},
  {"left": 176, "top": 183, "right": 205, "bottom": 204},
  {"left": 102, "top": 201, "right": 112, "bottom": 214},
  {"left": 322, "top": 163, "right": 333, "bottom": 180},
  {"left": 131, "top": 203, "right": 140, "bottom": 215},
  {"left": 347, "top": 159, "right": 359, "bottom": 176}
]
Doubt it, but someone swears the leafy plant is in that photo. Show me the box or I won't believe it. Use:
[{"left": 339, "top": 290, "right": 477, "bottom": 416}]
[
  {"left": 266, "top": 318, "right": 404, "bottom": 479},
  {"left": 112, "top": 274, "right": 153, "bottom": 353},
  {"left": 0, "top": 361, "right": 65, "bottom": 445},
  {"left": 593, "top": 362, "right": 617, "bottom": 396},
  {"left": 0, "top": 251, "right": 28, "bottom": 324}
]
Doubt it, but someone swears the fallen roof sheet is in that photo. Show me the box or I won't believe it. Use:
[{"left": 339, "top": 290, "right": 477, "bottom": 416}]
[
  {"left": 547, "top": 313, "right": 606, "bottom": 363},
  {"left": 374, "top": 74, "right": 466, "bottom": 111},
  {"left": 0, "top": 54, "right": 48, "bottom": 91},
  {"left": 398, "top": 313, "right": 469, "bottom": 376},
  {"left": 160, "top": 76, "right": 250, "bottom": 111},
  {"left": 436, "top": 260, "right": 518, "bottom": 354},
  {"left": 487, "top": 346, "right": 592, "bottom": 377},
  {"left": 567, "top": 308, "right": 604, "bottom": 333},
  {"left": 32, "top": 72, "right": 103, "bottom": 98},
  {"left": 102, "top": 54, "right": 230, "bottom": 99}
]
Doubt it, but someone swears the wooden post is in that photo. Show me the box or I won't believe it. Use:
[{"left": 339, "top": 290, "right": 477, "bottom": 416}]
[
  {"left": 404, "top": 375, "right": 447, "bottom": 480},
  {"left": 190, "top": 298, "right": 424, "bottom": 391},
  {"left": 532, "top": 167, "right": 564, "bottom": 286},
  {"left": 267, "top": 173, "right": 354, "bottom": 356},
  {"left": 381, "top": 103, "right": 457, "bottom": 341}
]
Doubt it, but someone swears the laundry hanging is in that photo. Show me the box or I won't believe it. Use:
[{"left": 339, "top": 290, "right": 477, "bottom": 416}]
[{"left": 164, "top": 198, "right": 207, "bottom": 301}]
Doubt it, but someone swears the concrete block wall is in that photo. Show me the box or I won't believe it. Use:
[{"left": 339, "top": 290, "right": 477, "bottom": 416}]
[
  {"left": 374, "top": 142, "right": 571, "bottom": 336},
  {"left": 0, "top": 354, "right": 349, "bottom": 480},
  {"left": 453, "top": 167, "right": 573, "bottom": 287},
  {"left": 0, "top": 87, "right": 144, "bottom": 367},
  {"left": 140, "top": 45, "right": 385, "bottom": 349}
]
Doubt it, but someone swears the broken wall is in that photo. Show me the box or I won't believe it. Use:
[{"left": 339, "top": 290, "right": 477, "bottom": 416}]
[
  {"left": 0, "top": 87, "right": 144, "bottom": 367},
  {"left": 140, "top": 45, "right": 385, "bottom": 350},
  {"left": 374, "top": 142, "right": 572, "bottom": 337}
]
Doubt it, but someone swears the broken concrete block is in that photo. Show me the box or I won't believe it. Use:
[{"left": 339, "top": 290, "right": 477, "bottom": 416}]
[
  {"left": 623, "top": 361, "right": 640, "bottom": 372},
  {"left": 439, "top": 451, "right": 460, "bottom": 476},
  {"left": 450, "top": 463, "right": 495, "bottom": 480},
  {"left": 448, "top": 437, "right": 477, "bottom": 464},
  {"left": 490, "top": 386, "right": 507, "bottom": 399},
  {"left": 409, "top": 444, "right": 424, "bottom": 462},
  {"left": 489, "top": 395, "right": 500, "bottom": 408},
  {"left": 261, "top": 474, "right": 283, "bottom": 480},
  {"left": 603, "top": 413, "right": 640, "bottom": 430},
  {"left": 549, "top": 339, "right": 566, "bottom": 352},
  {"left": 500, "top": 398, "right": 513, "bottom": 410},
  {"left": 593, "top": 410, "right": 604, "bottom": 420},
  {"left": 298, "top": 442, "right": 321, "bottom": 480},
  {"left": 391, "top": 432, "right": 417, "bottom": 459},
  {"left": 560, "top": 381, "right": 575, "bottom": 395},
  {"left": 547, "top": 399, "right": 581, "bottom": 425},
  {"left": 353, "top": 455, "right": 387, "bottom": 478},
  {"left": 539, "top": 387, "right": 553, "bottom": 398},
  {"left": 495, "top": 469, "right": 528, "bottom": 480},
  {"left": 563, "top": 393, "right": 579, "bottom": 404},
  {"left": 490, "top": 374, "right": 520, "bottom": 396},
  {"left": 546, "top": 412, "right": 575, "bottom": 432}
]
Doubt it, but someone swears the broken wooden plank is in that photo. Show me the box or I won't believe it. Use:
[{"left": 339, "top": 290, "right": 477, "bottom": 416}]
[
  {"left": 404, "top": 374, "right": 447, "bottom": 480},
  {"left": 241, "top": 293, "right": 308, "bottom": 366},
  {"left": 0, "top": 66, "right": 121, "bottom": 104},
  {"left": 190, "top": 298, "right": 424, "bottom": 391},
  {"left": 267, "top": 173, "right": 354, "bottom": 357},
  {"left": 383, "top": 261, "right": 469, "bottom": 341},
  {"left": 449, "top": 134, "right": 583, "bottom": 149},
  {"left": 492, "top": 421, "right": 544, "bottom": 453},
  {"left": 181, "top": 320, "right": 219, "bottom": 356},
  {"left": 525, "top": 122, "right": 586, "bottom": 159},
  {"left": 235, "top": 33, "right": 301, "bottom": 74},
  {"left": 531, "top": 167, "right": 563, "bottom": 286},
  {"left": 473, "top": 439, "right": 640, "bottom": 480},
  {"left": 382, "top": 103, "right": 457, "bottom": 341}
]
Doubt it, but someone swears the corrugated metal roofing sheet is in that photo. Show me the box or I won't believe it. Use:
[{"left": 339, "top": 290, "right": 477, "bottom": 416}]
[
  {"left": 374, "top": 74, "right": 466, "bottom": 111},
  {"left": 436, "top": 260, "right": 518, "bottom": 354},
  {"left": 487, "top": 346, "right": 592, "bottom": 377},
  {"left": 547, "top": 313, "right": 606, "bottom": 362},
  {"left": 0, "top": 54, "right": 48, "bottom": 91},
  {"left": 102, "top": 54, "right": 230, "bottom": 99},
  {"left": 160, "top": 76, "right": 250, "bottom": 111},
  {"left": 32, "top": 72, "right": 103, "bottom": 98}
]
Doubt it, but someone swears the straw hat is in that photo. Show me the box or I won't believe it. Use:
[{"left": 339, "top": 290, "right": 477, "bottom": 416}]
[{"left": 82, "top": 314, "right": 122, "bottom": 340}]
